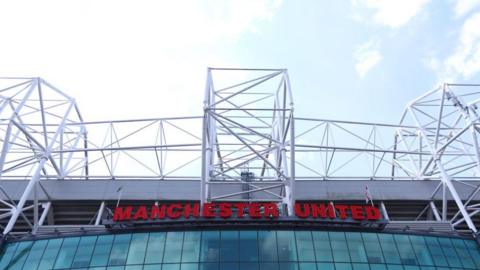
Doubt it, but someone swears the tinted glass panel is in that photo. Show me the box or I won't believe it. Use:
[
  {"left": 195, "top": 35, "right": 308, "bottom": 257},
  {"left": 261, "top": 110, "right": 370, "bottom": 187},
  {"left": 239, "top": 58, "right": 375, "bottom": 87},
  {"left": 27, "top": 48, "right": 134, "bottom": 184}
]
[
  {"left": 9, "top": 241, "right": 33, "bottom": 270},
  {"left": 72, "top": 236, "right": 97, "bottom": 268},
  {"left": 220, "top": 231, "right": 238, "bottom": 262},
  {"left": 312, "top": 232, "right": 332, "bottom": 262},
  {"left": 38, "top": 238, "right": 63, "bottom": 270},
  {"left": 182, "top": 231, "right": 201, "bottom": 263},
  {"left": 126, "top": 233, "right": 148, "bottom": 265},
  {"left": 239, "top": 231, "right": 258, "bottom": 262},
  {"left": 330, "top": 232, "right": 350, "bottom": 263},
  {"left": 145, "top": 232, "right": 166, "bottom": 264},
  {"left": 361, "top": 233, "right": 383, "bottom": 264},
  {"left": 108, "top": 234, "right": 131, "bottom": 266},
  {"left": 394, "top": 235, "right": 417, "bottom": 266},
  {"left": 164, "top": 232, "right": 184, "bottom": 263},
  {"left": 259, "top": 231, "right": 278, "bottom": 262},
  {"left": 22, "top": 240, "right": 48, "bottom": 270},
  {"left": 54, "top": 237, "right": 80, "bottom": 269},
  {"left": 90, "top": 235, "right": 114, "bottom": 267},
  {"left": 277, "top": 231, "right": 297, "bottom": 262},
  {"left": 296, "top": 231, "right": 315, "bottom": 262},
  {"left": 377, "top": 234, "right": 400, "bottom": 264},
  {"left": 201, "top": 231, "right": 220, "bottom": 262},
  {"left": 0, "top": 230, "right": 478, "bottom": 270},
  {"left": 347, "top": 233, "right": 367, "bottom": 263}
]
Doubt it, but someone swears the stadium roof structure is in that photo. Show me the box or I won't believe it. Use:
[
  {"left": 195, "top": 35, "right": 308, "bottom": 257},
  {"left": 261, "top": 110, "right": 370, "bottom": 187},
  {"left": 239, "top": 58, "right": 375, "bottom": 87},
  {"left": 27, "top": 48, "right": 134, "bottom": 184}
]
[{"left": 1, "top": 69, "right": 480, "bottom": 238}]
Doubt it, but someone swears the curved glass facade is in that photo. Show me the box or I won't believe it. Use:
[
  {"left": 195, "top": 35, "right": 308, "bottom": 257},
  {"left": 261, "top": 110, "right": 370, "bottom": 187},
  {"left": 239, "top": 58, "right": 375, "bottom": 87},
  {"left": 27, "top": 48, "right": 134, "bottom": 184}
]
[{"left": 0, "top": 230, "right": 479, "bottom": 270}]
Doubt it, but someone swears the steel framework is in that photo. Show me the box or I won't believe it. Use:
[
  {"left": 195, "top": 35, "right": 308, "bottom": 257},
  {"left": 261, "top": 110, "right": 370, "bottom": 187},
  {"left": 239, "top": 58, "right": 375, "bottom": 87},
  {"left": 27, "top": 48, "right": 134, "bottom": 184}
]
[{"left": 0, "top": 72, "right": 479, "bottom": 237}]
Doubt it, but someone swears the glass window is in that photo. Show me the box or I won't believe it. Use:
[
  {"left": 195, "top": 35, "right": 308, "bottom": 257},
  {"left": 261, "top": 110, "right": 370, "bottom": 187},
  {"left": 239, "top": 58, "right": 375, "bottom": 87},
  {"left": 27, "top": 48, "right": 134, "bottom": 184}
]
[
  {"left": 72, "top": 236, "right": 97, "bottom": 268},
  {"left": 260, "top": 262, "right": 279, "bottom": 270},
  {"left": 259, "top": 231, "right": 278, "bottom": 262},
  {"left": 360, "top": 233, "right": 383, "bottom": 264},
  {"left": 393, "top": 235, "right": 417, "bottom": 266},
  {"left": 312, "top": 232, "right": 332, "bottom": 262},
  {"left": 316, "top": 262, "right": 334, "bottom": 270},
  {"left": 199, "top": 262, "right": 219, "bottom": 270},
  {"left": 377, "top": 234, "right": 400, "bottom": 264},
  {"left": 143, "top": 265, "right": 162, "bottom": 270},
  {"left": 329, "top": 232, "right": 350, "bottom": 262},
  {"left": 451, "top": 238, "right": 475, "bottom": 269},
  {"left": 239, "top": 231, "right": 258, "bottom": 262},
  {"left": 277, "top": 231, "right": 297, "bottom": 262},
  {"left": 346, "top": 233, "right": 367, "bottom": 263},
  {"left": 463, "top": 239, "right": 480, "bottom": 268},
  {"left": 352, "top": 263, "right": 370, "bottom": 270},
  {"left": 299, "top": 262, "right": 317, "bottom": 270},
  {"left": 22, "top": 240, "right": 48, "bottom": 270},
  {"left": 90, "top": 235, "right": 114, "bottom": 267},
  {"left": 239, "top": 262, "right": 259, "bottom": 270},
  {"left": 182, "top": 231, "right": 201, "bottom": 263},
  {"left": 296, "top": 231, "right": 315, "bottom": 262},
  {"left": 38, "top": 238, "right": 63, "bottom": 270},
  {"left": 219, "top": 262, "right": 238, "bottom": 270},
  {"left": 423, "top": 236, "right": 448, "bottom": 267},
  {"left": 125, "top": 266, "right": 143, "bottom": 270},
  {"left": 279, "top": 262, "right": 299, "bottom": 270},
  {"left": 369, "top": 264, "right": 386, "bottom": 270},
  {"left": 126, "top": 233, "right": 148, "bottom": 265},
  {"left": 408, "top": 236, "right": 433, "bottom": 266},
  {"left": 182, "top": 263, "right": 199, "bottom": 270},
  {"left": 163, "top": 263, "right": 181, "bottom": 270},
  {"left": 386, "top": 266, "right": 403, "bottom": 270},
  {"left": 9, "top": 240, "right": 33, "bottom": 270},
  {"left": 419, "top": 267, "right": 435, "bottom": 270},
  {"left": 106, "top": 266, "right": 125, "bottom": 270},
  {"left": 145, "top": 232, "right": 166, "bottom": 264},
  {"left": 164, "top": 232, "right": 184, "bottom": 263},
  {"left": 0, "top": 242, "right": 18, "bottom": 269},
  {"left": 220, "top": 231, "right": 238, "bottom": 262},
  {"left": 108, "top": 234, "right": 132, "bottom": 266},
  {"left": 437, "top": 238, "right": 461, "bottom": 268},
  {"left": 335, "top": 263, "right": 353, "bottom": 270},
  {"left": 54, "top": 237, "right": 80, "bottom": 269},
  {"left": 201, "top": 231, "right": 220, "bottom": 262}
]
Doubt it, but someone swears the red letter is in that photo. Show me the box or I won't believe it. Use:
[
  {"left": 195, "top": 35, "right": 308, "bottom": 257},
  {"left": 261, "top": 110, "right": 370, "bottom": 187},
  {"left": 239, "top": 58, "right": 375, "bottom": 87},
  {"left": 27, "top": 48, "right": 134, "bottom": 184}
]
[
  {"left": 219, "top": 203, "right": 232, "bottom": 218},
  {"left": 365, "top": 206, "right": 381, "bottom": 220},
  {"left": 133, "top": 206, "right": 148, "bottom": 220},
  {"left": 335, "top": 205, "right": 349, "bottom": 219},
  {"left": 234, "top": 203, "right": 248, "bottom": 217},
  {"left": 350, "top": 205, "right": 365, "bottom": 220},
  {"left": 150, "top": 205, "right": 166, "bottom": 219},
  {"left": 167, "top": 204, "right": 183, "bottom": 219},
  {"left": 184, "top": 203, "right": 200, "bottom": 218},
  {"left": 249, "top": 203, "right": 262, "bottom": 218},
  {"left": 311, "top": 204, "right": 327, "bottom": 218},
  {"left": 295, "top": 203, "right": 310, "bottom": 218},
  {"left": 113, "top": 206, "right": 132, "bottom": 221},
  {"left": 263, "top": 203, "right": 279, "bottom": 218},
  {"left": 203, "top": 203, "right": 216, "bottom": 218}
]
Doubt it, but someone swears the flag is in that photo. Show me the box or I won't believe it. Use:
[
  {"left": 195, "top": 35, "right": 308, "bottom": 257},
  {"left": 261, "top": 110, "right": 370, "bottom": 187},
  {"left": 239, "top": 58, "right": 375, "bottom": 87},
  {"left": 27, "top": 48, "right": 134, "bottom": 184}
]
[{"left": 365, "top": 185, "right": 374, "bottom": 206}]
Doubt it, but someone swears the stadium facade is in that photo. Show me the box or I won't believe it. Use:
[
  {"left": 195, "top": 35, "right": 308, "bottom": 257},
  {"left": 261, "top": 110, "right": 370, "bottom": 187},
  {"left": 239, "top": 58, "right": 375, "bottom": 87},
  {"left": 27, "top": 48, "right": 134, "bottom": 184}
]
[{"left": 0, "top": 69, "right": 480, "bottom": 270}]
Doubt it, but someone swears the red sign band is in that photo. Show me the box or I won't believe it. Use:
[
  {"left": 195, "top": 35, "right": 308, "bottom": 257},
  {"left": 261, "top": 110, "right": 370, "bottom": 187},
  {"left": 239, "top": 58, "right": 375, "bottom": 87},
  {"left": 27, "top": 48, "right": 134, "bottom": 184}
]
[{"left": 113, "top": 202, "right": 381, "bottom": 222}]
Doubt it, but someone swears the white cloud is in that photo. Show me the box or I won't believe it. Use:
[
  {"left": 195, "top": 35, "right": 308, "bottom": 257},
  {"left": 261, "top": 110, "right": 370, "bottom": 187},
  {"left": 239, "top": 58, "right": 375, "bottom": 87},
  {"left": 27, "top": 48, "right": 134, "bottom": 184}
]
[
  {"left": 438, "top": 12, "right": 480, "bottom": 82},
  {"left": 353, "top": 0, "right": 430, "bottom": 28},
  {"left": 454, "top": 0, "right": 480, "bottom": 18},
  {"left": 0, "top": 0, "right": 282, "bottom": 121},
  {"left": 354, "top": 40, "right": 382, "bottom": 78}
]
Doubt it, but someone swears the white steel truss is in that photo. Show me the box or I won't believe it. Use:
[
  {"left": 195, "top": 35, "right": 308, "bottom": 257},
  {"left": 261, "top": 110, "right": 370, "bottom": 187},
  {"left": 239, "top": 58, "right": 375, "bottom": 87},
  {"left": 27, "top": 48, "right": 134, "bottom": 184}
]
[
  {"left": 0, "top": 73, "right": 479, "bottom": 236},
  {"left": 201, "top": 68, "right": 295, "bottom": 215}
]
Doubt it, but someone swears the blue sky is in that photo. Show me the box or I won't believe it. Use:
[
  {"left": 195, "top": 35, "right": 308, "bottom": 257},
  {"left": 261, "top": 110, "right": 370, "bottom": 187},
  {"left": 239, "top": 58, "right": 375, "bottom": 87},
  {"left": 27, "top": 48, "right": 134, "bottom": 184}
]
[{"left": 1, "top": 0, "right": 480, "bottom": 124}]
